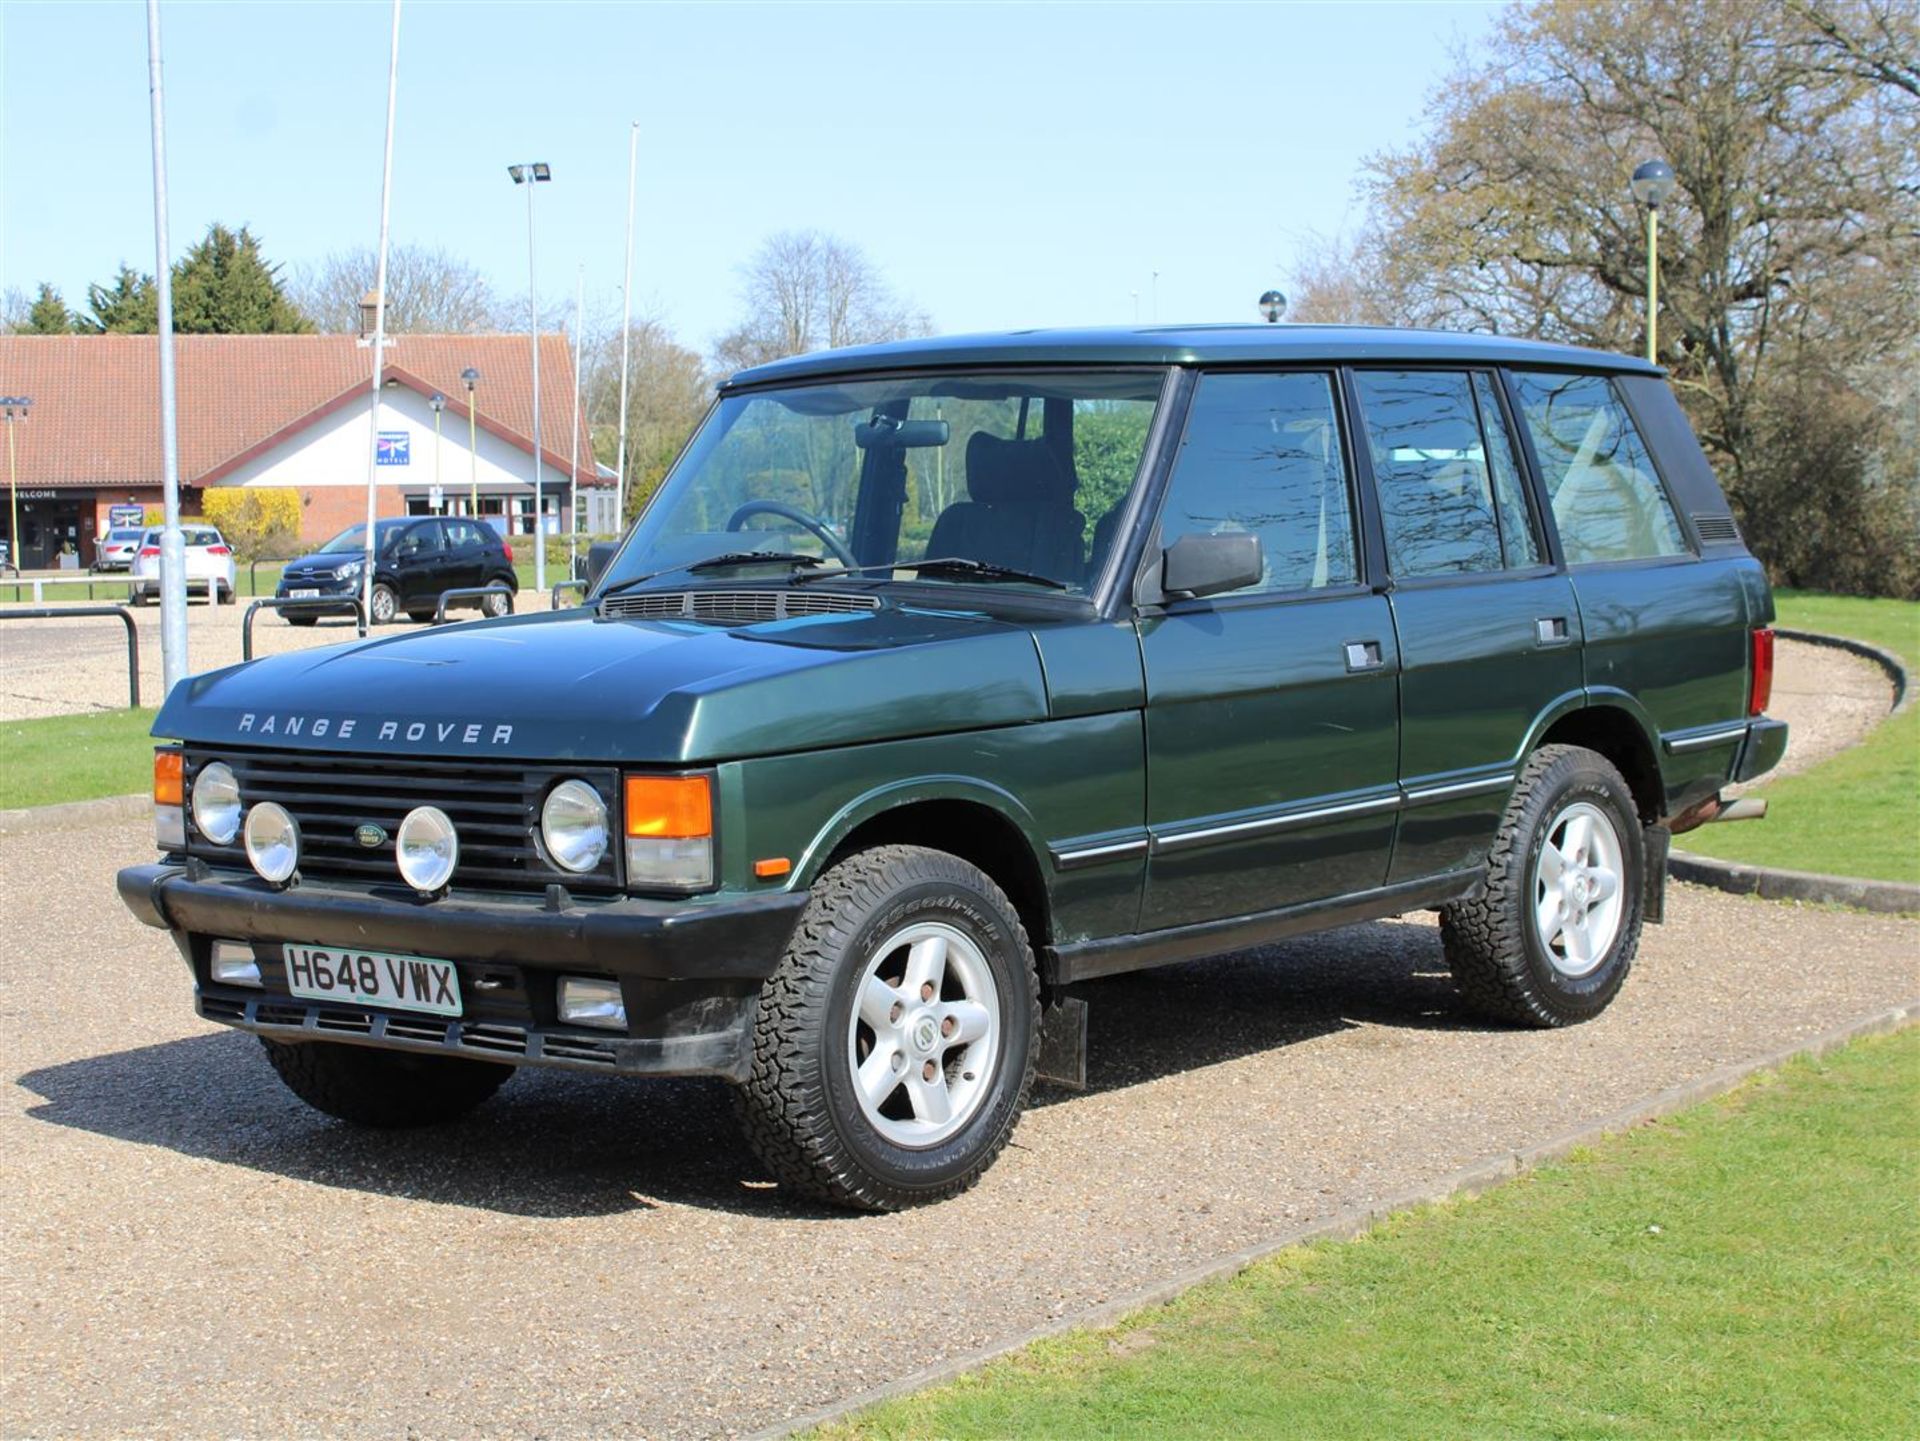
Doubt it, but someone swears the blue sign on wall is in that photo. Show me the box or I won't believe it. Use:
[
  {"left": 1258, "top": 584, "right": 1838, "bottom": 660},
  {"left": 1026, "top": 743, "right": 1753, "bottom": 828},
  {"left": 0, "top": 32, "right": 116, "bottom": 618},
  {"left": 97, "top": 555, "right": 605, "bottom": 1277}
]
[{"left": 376, "top": 431, "right": 411, "bottom": 466}]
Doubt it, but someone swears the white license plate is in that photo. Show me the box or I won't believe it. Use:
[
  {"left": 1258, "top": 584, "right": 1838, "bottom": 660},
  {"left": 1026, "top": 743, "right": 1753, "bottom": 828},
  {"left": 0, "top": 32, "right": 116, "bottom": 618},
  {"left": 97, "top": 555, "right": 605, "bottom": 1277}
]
[
  {"left": 283, "top": 944, "right": 463, "bottom": 1016},
  {"left": 290, "top": 587, "right": 320, "bottom": 599}
]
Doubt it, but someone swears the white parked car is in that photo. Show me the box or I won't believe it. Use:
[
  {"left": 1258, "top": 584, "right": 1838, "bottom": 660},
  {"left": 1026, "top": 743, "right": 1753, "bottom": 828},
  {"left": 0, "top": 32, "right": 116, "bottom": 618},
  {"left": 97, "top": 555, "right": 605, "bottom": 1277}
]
[{"left": 130, "top": 525, "right": 237, "bottom": 605}]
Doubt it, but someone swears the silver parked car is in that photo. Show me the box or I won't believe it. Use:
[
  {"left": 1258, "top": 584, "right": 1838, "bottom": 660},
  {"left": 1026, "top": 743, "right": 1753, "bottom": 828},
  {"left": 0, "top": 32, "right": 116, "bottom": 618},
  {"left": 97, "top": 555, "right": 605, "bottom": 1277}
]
[
  {"left": 130, "top": 525, "right": 237, "bottom": 605},
  {"left": 92, "top": 527, "right": 146, "bottom": 573}
]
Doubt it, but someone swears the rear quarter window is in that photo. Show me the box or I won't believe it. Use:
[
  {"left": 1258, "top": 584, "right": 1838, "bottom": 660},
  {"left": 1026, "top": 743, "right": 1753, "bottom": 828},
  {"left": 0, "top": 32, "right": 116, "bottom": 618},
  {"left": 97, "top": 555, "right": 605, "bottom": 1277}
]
[{"left": 1510, "top": 371, "right": 1689, "bottom": 565}]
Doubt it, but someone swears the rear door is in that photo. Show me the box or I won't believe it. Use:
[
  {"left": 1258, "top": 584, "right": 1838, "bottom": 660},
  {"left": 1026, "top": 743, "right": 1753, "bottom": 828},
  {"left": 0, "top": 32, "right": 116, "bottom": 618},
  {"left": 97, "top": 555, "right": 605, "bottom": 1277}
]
[
  {"left": 1506, "top": 369, "right": 1748, "bottom": 805},
  {"left": 1348, "top": 367, "right": 1583, "bottom": 883},
  {"left": 442, "top": 519, "right": 487, "bottom": 591},
  {"left": 1137, "top": 370, "right": 1399, "bottom": 930}
]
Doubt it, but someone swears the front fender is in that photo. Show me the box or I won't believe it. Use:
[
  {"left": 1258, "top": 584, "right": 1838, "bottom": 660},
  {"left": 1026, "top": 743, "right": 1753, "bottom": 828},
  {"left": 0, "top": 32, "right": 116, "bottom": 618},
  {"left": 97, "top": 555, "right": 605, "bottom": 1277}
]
[{"left": 793, "top": 775, "right": 1047, "bottom": 889}]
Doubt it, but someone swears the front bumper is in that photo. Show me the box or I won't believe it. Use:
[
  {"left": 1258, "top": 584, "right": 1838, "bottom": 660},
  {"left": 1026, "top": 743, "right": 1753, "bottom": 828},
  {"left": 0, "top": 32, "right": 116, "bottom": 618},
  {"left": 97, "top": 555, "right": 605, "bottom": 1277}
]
[{"left": 117, "top": 861, "right": 809, "bottom": 1079}]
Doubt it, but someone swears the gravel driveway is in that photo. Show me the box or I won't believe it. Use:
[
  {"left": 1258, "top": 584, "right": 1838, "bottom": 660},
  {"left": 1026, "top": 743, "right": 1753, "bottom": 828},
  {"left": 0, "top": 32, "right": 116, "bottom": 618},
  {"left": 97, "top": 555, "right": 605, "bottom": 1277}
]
[{"left": 2, "top": 810, "right": 1914, "bottom": 1438}]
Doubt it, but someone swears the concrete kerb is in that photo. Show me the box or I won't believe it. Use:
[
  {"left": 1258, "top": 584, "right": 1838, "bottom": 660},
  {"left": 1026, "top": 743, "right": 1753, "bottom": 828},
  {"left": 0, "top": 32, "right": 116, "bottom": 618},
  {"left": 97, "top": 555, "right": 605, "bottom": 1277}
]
[
  {"left": 1668, "top": 626, "right": 1917, "bottom": 914},
  {"left": 756, "top": 997, "right": 1920, "bottom": 1441}
]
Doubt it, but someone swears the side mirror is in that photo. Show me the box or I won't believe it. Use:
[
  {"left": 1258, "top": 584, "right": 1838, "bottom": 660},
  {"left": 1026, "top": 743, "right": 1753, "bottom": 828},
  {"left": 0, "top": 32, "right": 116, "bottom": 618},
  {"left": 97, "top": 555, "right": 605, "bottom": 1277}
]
[
  {"left": 1161, "top": 532, "right": 1262, "bottom": 601},
  {"left": 584, "top": 541, "right": 621, "bottom": 590}
]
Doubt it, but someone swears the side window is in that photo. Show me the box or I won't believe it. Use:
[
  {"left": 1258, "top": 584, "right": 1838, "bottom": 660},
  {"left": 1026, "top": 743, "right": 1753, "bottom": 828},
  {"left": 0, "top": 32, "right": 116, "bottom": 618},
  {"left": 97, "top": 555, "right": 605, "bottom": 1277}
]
[
  {"left": 1156, "top": 372, "right": 1357, "bottom": 597},
  {"left": 1472, "top": 373, "right": 1541, "bottom": 567},
  {"left": 1354, "top": 370, "right": 1506, "bottom": 577},
  {"left": 402, "top": 523, "right": 443, "bottom": 556},
  {"left": 1510, "top": 371, "right": 1688, "bottom": 564}
]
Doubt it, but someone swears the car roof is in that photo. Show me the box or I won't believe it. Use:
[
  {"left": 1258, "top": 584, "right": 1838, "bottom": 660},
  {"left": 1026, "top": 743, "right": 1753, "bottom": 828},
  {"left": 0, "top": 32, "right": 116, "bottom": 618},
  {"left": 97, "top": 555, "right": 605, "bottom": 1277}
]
[{"left": 723, "top": 323, "right": 1661, "bottom": 390}]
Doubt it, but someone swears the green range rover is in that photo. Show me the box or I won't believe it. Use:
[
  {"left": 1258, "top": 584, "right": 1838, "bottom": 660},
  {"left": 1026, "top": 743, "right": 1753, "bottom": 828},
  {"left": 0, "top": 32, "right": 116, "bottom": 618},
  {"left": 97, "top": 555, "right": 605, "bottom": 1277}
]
[{"left": 118, "top": 325, "right": 1785, "bottom": 1210}]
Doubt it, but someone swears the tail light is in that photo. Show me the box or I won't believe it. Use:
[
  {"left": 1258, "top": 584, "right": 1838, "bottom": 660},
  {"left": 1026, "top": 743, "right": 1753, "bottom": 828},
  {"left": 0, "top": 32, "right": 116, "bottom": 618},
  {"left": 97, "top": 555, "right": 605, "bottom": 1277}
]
[
  {"left": 138, "top": 546, "right": 160, "bottom": 559},
  {"left": 1749, "top": 627, "right": 1775, "bottom": 716},
  {"left": 206, "top": 544, "right": 231, "bottom": 556},
  {"left": 502, "top": 537, "right": 513, "bottom": 563}
]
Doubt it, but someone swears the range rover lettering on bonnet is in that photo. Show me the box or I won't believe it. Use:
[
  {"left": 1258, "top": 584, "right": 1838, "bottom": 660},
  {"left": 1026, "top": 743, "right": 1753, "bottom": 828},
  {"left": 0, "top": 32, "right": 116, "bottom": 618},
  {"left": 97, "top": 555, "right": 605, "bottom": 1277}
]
[{"left": 234, "top": 712, "right": 514, "bottom": 745}]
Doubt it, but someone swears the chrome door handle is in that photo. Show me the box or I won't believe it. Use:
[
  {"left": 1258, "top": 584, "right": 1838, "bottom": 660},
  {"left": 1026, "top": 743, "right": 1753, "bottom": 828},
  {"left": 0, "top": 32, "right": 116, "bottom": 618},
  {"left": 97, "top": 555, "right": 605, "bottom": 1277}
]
[
  {"left": 1344, "top": 640, "right": 1384, "bottom": 671},
  {"left": 1536, "top": 617, "right": 1571, "bottom": 645}
]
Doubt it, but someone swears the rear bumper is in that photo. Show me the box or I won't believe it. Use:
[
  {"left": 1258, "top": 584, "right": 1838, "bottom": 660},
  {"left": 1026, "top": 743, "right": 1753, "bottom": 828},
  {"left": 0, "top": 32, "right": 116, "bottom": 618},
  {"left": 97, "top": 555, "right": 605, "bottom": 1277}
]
[{"left": 1734, "top": 717, "right": 1789, "bottom": 783}]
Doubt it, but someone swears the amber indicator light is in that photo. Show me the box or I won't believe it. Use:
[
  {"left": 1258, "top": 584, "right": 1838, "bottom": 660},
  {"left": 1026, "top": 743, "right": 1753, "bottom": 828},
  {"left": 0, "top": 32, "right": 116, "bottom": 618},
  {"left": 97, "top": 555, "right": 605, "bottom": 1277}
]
[
  {"left": 623, "top": 774, "right": 712, "bottom": 838},
  {"left": 753, "top": 857, "right": 792, "bottom": 879},
  {"left": 153, "top": 750, "right": 184, "bottom": 806}
]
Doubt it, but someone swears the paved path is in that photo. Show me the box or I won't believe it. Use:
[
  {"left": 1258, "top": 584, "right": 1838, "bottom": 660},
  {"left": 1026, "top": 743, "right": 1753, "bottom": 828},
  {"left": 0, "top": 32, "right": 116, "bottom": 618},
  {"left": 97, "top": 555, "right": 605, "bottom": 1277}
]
[{"left": 2, "top": 810, "right": 1914, "bottom": 1438}]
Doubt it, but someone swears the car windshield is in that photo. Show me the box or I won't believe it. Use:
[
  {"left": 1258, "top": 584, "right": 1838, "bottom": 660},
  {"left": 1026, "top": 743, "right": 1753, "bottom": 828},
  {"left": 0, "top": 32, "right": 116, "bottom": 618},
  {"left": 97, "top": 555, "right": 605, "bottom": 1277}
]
[
  {"left": 316, "top": 521, "right": 409, "bottom": 554},
  {"left": 143, "top": 528, "right": 222, "bottom": 547},
  {"left": 600, "top": 369, "right": 1167, "bottom": 599}
]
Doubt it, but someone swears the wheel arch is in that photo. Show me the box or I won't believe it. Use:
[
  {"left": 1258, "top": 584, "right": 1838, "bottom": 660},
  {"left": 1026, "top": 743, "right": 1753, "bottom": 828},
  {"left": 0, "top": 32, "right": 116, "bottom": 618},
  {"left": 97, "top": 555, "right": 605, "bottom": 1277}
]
[
  {"left": 1528, "top": 691, "right": 1666, "bottom": 825},
  {"left": 800, "top": 781, "right": 1054, "bottom": 968}
]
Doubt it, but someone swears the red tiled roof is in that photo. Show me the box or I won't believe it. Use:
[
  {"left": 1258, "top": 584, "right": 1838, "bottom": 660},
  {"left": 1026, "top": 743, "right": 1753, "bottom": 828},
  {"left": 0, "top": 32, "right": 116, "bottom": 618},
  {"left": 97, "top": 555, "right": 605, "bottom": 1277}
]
[{"left": 0, "top": 332, "right": 600, "bottom": 489}]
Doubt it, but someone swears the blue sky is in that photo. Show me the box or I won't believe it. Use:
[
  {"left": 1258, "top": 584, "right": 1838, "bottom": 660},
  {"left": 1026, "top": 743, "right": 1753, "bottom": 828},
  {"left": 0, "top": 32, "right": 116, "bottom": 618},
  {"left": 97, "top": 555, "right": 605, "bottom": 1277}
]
[{"left": 2, "top": 1, "right": 1496, "bottom": 351}]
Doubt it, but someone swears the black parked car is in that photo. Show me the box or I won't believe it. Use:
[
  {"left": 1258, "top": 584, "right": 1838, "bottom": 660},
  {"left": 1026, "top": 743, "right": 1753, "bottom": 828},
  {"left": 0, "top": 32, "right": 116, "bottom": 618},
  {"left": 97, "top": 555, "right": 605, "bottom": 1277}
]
[{"left": 275, "top": 517, "right": 518, "bottom": 625}]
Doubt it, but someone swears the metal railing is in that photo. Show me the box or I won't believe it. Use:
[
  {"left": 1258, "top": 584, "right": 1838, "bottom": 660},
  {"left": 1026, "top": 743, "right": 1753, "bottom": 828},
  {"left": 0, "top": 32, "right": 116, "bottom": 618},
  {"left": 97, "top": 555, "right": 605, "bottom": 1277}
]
[
  {"left": 432, "top": 584, "right": 514, "bottom": 625},
  {"left": 0, "top": 606, "right": 141, "bottom": 707},
  {"left": 550, "top": 579, "right": 589, "bottom": 609},
  {"left": 242, "top": 596, "right": 367, "bottom": 662}
]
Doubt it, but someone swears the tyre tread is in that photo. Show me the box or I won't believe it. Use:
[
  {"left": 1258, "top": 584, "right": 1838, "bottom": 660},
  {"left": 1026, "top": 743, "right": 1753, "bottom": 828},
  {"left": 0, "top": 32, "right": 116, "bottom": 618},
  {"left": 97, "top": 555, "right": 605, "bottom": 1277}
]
[{"left": 733, "top": 844, "right": 1038, "bottom": 1211}]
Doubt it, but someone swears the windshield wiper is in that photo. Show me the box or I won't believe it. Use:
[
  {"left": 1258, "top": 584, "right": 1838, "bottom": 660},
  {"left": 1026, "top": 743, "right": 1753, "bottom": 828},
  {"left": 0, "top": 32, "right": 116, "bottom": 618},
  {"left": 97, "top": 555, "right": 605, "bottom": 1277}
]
[
  {"left": 792, "top": 556, "right": 1067, "bottom": 590},
  {"left": 596, "top": 552, "right": 827, "bottom": 602}
]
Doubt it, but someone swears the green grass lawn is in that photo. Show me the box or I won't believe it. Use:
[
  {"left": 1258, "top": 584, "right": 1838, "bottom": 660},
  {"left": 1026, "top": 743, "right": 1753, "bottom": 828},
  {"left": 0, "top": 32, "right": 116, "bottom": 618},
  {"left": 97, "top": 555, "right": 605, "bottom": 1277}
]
[
  {"left": 0, "top": 707, "right": 161, "bottom": 810},
  {"left": 1681, "top": 589, "right": 1920, "bottom": 885},
  {"left": 818, "top": 1029, "right": 1920, "bottom": 1441}
]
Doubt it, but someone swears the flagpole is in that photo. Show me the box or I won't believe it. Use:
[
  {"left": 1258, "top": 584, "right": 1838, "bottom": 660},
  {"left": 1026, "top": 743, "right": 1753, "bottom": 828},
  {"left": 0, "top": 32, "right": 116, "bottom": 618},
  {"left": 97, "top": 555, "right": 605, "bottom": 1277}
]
[
  {"left": 145, "top": 0, "right": 187, "bottom": 695},
  {"left": 615, "top": 120, "right": 638, "bottom": 526},
  {"left": 569, "top": 264, "right": 583, "bottom": 582},
  {"left": 361, "top": 0, "right": 401, "bottom": 631}
]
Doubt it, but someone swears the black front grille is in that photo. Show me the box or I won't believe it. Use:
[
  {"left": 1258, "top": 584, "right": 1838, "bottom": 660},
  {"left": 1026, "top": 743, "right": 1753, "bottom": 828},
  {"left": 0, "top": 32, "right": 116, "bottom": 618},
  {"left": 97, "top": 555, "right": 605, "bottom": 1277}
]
[{"left": 183, "top": 749, "right": 621, "bottom": 893}]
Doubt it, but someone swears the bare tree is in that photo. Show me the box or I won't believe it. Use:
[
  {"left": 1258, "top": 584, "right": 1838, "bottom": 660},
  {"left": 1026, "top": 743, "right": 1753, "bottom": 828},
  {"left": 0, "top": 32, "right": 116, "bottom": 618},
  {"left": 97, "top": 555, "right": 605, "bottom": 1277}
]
[
  {"left": 294, "top": 243, "right": 506, "bottom": 333},
  {"left": 713, "top": 230, "right": 929, "bottom": 371},
  {"left": 578, "top": 313, "right": 713, "bottom": 523},
  {"left": 1323, "top": 0, "right": 1919, "bottom": 593}
]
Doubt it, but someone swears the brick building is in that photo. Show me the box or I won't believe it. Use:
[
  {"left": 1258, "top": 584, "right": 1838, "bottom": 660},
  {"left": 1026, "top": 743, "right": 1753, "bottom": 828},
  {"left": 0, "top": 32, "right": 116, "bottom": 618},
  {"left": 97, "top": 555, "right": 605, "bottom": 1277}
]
[{"left": 0, "top": 332, "right": 607, "bottom": 569}]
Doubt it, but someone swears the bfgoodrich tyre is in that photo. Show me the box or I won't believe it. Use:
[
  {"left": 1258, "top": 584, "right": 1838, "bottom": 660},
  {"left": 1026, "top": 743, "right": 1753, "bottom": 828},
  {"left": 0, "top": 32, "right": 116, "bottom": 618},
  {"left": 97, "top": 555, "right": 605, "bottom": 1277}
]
[
  {"left": 1440, "top": 744, "right": 1645, "bottom": 1028},
  {"left": 260, "top": 1038, "right": 513, "bottom": 1126},
  {"left": 734, "top": 844, "right": 1038, "bottom": 1210}
]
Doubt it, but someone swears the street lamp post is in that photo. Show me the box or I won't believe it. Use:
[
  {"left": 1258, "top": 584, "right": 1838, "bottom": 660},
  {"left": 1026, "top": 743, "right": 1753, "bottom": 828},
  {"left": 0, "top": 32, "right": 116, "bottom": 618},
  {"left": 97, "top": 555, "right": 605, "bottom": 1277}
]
[
  {"left": 428, "top": 392, "right": 446, "bottom": 513},
  {"left": 1258, "top": 290, "right": 1288, "bottom": 324},
  {"left": 508, "top": 161, "right": 552, "bottom": 597},
  {"left": 2, "top": 397, "right": 30, "bottom": 574},
  {"left": 1630, "top": 159, "right": 1677, "bottom": 363},
  {"left": 461, "top": 367, "right": 480, "bottom": 517}
]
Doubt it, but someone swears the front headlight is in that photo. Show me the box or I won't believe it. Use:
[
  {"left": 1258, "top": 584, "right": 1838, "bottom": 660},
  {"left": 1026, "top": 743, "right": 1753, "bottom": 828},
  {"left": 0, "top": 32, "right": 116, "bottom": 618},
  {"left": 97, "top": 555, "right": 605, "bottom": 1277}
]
[
  {"left": 334, "top": 559, "right": 364, "bottom": 580},
  {"left": 541, "top": 779, "right": 609, "bottom": 873},
  {"left": 191, "top": 761, "right": 242, "bottom": 845}
]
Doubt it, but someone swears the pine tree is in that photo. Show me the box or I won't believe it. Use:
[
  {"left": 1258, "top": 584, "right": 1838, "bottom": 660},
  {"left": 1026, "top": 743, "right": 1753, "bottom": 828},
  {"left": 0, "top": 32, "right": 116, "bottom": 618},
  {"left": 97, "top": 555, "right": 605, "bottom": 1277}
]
[
  {"left": 24, "top": 283, "right": 74, "bottom": 334},
  {"left": 171, "top": 223, "right": 311, "bottom": 334},
  {"left": 84, "top": 266, "right": 158, "bottom": 333}
]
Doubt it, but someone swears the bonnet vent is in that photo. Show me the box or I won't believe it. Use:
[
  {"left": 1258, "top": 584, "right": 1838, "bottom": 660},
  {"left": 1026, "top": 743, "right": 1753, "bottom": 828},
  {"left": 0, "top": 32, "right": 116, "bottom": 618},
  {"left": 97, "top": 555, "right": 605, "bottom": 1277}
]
[{"left": 599, "top": 589, "right": 880, "bottom": 623}]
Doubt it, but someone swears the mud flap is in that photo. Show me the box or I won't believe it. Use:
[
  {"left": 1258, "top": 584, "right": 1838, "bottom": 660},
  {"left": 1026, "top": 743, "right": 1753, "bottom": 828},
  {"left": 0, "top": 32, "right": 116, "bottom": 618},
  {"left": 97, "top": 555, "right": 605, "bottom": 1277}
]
[
  {"left": 1644, "top": 824, "right": 1670, "bottom": 925},
  {"left": 1035, "top": 995, "right": 1088, "bottom": 1090}
]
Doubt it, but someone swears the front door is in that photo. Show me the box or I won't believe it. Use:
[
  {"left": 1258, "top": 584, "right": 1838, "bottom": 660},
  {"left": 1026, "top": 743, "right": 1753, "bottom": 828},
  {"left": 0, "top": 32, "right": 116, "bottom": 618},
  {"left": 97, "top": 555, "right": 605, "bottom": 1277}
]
[
  {"left": 1138, "top": 370, "right": 1400, "bottom": 931},
  {"left": 1347, "top": 367, "right": 1584, "bottom": 882}
]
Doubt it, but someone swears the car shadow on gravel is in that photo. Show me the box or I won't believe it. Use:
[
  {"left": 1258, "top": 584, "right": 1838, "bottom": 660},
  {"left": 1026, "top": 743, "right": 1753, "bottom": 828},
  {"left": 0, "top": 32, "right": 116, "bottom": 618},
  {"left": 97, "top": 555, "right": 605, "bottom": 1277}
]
[
  {"left": 1039, "top": 917, "right": 1506, "bottom": 1102},
  {"left": 17, "top": 920, "right": 1500, "bottom": 1219}
]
